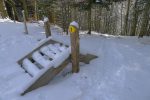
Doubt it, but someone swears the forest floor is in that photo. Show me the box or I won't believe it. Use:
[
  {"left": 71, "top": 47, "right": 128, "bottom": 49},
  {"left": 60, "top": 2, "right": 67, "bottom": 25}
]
[{"left": 0, "top": 18, "right": 150, "bottom": 100}]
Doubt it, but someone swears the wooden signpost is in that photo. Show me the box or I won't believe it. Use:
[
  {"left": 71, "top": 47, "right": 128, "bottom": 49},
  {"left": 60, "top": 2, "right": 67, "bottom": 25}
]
[{"left": 69, "top": 21, "right": 80, "bottom": 73}]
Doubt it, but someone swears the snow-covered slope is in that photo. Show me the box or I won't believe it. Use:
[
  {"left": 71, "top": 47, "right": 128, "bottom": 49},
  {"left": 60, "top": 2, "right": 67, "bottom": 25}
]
[{"left": 0, "top": 19, "right": 150, "bottom": 100}]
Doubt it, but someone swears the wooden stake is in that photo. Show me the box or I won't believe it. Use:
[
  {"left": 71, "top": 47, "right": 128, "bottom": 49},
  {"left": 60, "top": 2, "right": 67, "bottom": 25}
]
[
  {"left": 12, "top": 8, "right": 16, "bottom": 23},
  {"left": 44, "top": 17, "right": 51, "bottom": 38},
  {"left": 69, "top": 21, "right": 79, "bottom": 73},
  {"left": 22, "top": 10, "right": 28, "bottom": 34}
]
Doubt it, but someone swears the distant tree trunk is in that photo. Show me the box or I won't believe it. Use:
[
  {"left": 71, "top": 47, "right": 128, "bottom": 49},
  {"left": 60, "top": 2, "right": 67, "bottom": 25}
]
[
  {"left": 120, "top": 2, "right": 123, "bottom": 35},
  {"left": 98, "top": 7, "right": 102, "bottom": 33},
  {"left": 147, "top": 24, "right": 150, "bottom": 36},
  {"left": 20, "top": 0, "right": 28, "bottom": 20},
  {"left": 87, "top": 0, "right": 92, "bottom": 35},
  {"left": 123, "top": 0, "right": 131, "bottom": 35},
  {"left": 138, "top": 2, "right": 150, "bottom": 38},
  {"left": 6, "top": 0, "right": 19, "bottom": 21},
  {"left": 0, "top": 0, "right": 8, "bottom": 18},
  {"left": 130, "top": 0, "right": 139, "bottom": 36},
  {"left": 34, "top": 0, "right": 38, "bottom": 21}
]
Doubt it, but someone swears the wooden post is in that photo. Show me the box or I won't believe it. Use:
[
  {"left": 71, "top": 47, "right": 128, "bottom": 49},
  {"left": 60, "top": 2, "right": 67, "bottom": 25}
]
[
  {"left": 44, "top": 17, "right": 51, "bottom": 38},
  {"left": 12, "top": 8, "right": 16, "bottom": 23},
  {"left": 22, "top": 10, "right": 28, "bottom": 34},
  {"left": 34, "top": 0, "right": 38, "bottom": 21},
  {"left": 69, "top": 21, "right": 79, "bottom": 73}
]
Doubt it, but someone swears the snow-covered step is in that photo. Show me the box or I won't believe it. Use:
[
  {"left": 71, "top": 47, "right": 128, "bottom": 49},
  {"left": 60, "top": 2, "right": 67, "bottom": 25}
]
[
  {"left": 52, "top": 47, "right": 70, "bottom": 68},
  {"left": 58, "top": 45, "right": 68, "bottom": 52},
  {"left": 47, "top": 44, "right": 61, "bottom": 54},
  {"left": 32, "top": 51, "right": 52, "bottom": 68},
  {"left": 22, "top": 59, "right": 40, "bottom": 77},
  {"left": 54, "top": 43, "right": 61, "bottom": 48},
  {"left": 54, "top": 43, "right": 68, "bottom": 52},
  {"left": 40, "top": 46, "right": 56, "bottom": 59}
]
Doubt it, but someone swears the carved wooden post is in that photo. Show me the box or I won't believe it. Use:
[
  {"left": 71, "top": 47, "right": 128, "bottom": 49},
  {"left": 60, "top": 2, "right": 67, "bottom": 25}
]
[
  {"left": 69, "top": 21, "right": 79, "bottom": 73},
  {"left": 22, "top": 10, "right": 28, "bottom": 34},
  {"left": 44, "top": 17, "right": 51, "bottom": 38}
]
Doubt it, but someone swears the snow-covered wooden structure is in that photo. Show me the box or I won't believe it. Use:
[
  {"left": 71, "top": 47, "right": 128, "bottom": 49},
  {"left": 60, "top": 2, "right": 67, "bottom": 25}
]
[{"left": 18, "top": 38, "right": 97, "bottom": 95}]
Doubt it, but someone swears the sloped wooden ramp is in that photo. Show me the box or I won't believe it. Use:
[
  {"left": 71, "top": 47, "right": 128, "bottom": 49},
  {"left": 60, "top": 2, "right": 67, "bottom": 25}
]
[{"left": 18, "top": 39, "right": 97, "bottom": 95}]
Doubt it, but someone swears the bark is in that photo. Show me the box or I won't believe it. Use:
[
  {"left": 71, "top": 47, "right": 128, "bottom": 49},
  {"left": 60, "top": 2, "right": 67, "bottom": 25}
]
[
  {"left": 87, "top": 0, "right": 92, "bottom": 35},
  {"left": 20, "top": 0, "right": 28, "bottom": 20},
  {"left": 34, "top": 0, "right": 38, "bottom": 21},
  {"left": 130, "top": 0, "right": 139, "bottom": 36},
  {"left": 123, "top": 0, "right": 131, "bottom": 35},
  {"left": 0, "top": 0, "right": 8, "bottom": 18},
  {"left": 139, "top": 2, "right": 150, "bottom": 37}
]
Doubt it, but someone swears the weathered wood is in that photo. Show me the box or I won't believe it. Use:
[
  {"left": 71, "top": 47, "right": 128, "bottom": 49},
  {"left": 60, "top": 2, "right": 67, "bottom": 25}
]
[
  {"left": 21, "top": 57, "right": 70, "bottom": 95},
  {"left": 0, "top": 0, "right": 8, "bottom": 18},
  {"left": 79, "top": 54, "right": 98, "bottom": 64},
  {"left": 70, "top": 23, "right": 80, "bottom": 73},
  {"left": 22, "top": 10, "right": 28, "bottom": 34},
  {"left": 44, "top": 18, "right": 51, "bottom": 38}
]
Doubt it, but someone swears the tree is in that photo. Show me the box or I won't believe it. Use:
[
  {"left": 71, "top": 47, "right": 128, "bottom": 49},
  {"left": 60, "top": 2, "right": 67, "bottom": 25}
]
[
  {"left": 123, "top": 0, "right": 131, "bottom": 35},
  {"left": 130, "top": 0, "right": 139, "bottom": 36},
  {"left": 73, "top": 0, "right": 126, "bottom": 35},
  {"left": 19, "top": 0, "right": 28, "bottom": 20},
  {"left": 138, "top": 0, "right": 150, "bottom": 37},
  {"left": 0, "top": 0, "right": 8, "bottom": 18},
  {"left": 5, "top": 0, "right": 19, "bottom": 21}
]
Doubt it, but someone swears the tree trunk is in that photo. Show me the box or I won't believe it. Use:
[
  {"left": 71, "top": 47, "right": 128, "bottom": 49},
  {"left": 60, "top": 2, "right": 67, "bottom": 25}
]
[
  {"left": 20, "top": 0, "right": 28, "bottom": 20},
  {"left": 138, "top": 2, "right": 150, "bottom": 37},
  {"left": 123, "top": 0, "right": 131, "bottom": 35},
  {"left": 87, "top": 0, "right": 92, "bottom": 35},
  {"left": 6, "top": 0, "right": 19, "bottom": 21},
  {"left": 130, "top": 0, "right": 139, "bottom": 36},
  {"left": 0, "top": 0, "right": 8, "bottom": 18},
  {"left": 34, "top": 0, "right": 38, "bottom": 21}
]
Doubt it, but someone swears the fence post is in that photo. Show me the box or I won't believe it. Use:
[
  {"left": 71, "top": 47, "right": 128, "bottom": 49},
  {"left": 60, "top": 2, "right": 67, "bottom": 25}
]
[
  {"left": 69, "top": 21, "right": 80, "bottom": 73},
  {"left": 44, "top": 17, "right": 51, "bottom": 38},
  {"left": 22, "top": 10, "right": 28, "bottom": 34}
]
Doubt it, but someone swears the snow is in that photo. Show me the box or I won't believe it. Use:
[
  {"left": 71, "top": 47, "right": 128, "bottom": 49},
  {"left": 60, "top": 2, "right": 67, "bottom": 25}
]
[
  {"left": 52, "top": 47, "right": 70, "bottom": 68},
  {"left": 40, "top": 46, "right": 56, "bottom": 59},
  {"left": 22, "top": 59, "right": 40, "bottom": 77},
  {"left": 0, "top": 18, "right": 150, "bottom": 100},
  {"left": 43, "top": 17, "right": 49, "bottom": 22},
  {"left": 32, "top": 51, "right": 52, "bottom": 68},
  {"left": 58, "top": 45, "right": 67, "bottom": 52},
  {"left": 70, "top": 21, "right": 79, "bottom": 28},
  {"left": 47, "top": 44, "right": 61, "bottom": 54}
]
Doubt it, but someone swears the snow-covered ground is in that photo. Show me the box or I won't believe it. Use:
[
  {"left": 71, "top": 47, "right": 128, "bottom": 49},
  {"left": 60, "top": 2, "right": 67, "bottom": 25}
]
[{"left": 0, "top": 19, "right": 150, "bottom": 100}]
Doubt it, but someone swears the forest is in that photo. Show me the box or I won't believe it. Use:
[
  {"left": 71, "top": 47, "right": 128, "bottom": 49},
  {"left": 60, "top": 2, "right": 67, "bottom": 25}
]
[{"left": 0, "top": 0, "right": 149, "bottom": 37}]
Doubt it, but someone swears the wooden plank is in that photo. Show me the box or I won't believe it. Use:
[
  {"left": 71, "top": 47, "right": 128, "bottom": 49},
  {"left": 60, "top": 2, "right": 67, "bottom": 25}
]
[
  {"left": 21, "top": 57, "right": 70, "bottom": 95},
  {"left": 79, "top": 54, "right": 98, "bottom": 64}
]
